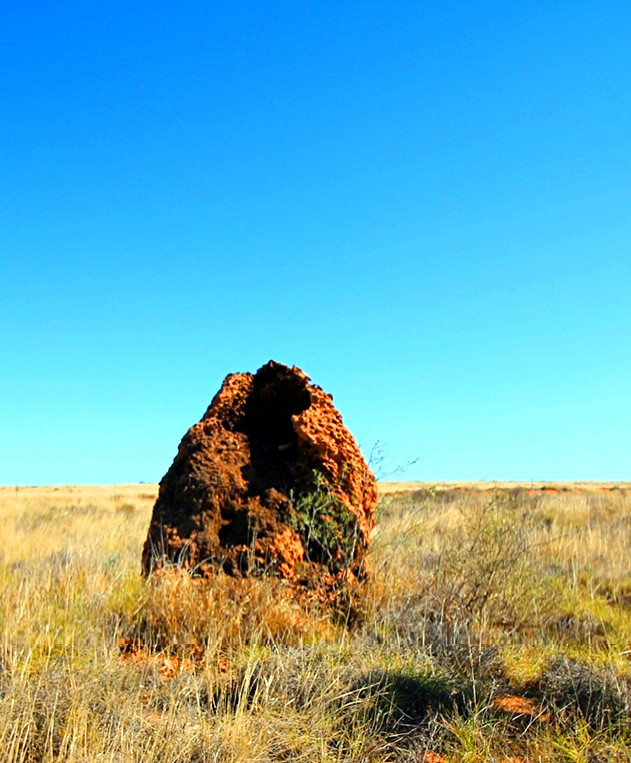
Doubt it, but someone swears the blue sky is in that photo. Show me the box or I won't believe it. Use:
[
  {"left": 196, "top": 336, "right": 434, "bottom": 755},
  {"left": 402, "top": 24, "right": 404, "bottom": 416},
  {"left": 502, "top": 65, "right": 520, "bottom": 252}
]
[{"left": 1, "top": 1, "right": 630, "bottom": 484}]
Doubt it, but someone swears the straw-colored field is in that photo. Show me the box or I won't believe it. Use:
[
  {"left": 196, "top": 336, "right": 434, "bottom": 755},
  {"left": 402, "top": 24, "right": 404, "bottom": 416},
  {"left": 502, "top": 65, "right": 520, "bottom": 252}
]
[{"left": 1, "top": 483, "right": 630, "bottom": 761}]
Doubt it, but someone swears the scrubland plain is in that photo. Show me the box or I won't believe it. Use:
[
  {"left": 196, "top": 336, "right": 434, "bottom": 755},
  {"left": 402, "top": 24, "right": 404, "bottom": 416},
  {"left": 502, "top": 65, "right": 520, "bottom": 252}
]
[{"left": 1, "top": 482, "right": 630, "bottom": 761}]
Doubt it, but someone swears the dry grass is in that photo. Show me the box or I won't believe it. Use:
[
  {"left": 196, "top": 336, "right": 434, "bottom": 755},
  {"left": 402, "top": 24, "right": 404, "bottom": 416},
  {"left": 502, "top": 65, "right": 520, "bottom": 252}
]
[{"left": 1, "top": 483, "right": 631, "bottom": 761}]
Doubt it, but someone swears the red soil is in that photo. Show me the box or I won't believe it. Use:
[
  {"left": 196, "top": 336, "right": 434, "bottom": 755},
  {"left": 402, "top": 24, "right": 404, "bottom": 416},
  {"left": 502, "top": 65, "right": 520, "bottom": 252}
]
[{"left": 493, "top": 695, "right": 550, "bottom": 722}]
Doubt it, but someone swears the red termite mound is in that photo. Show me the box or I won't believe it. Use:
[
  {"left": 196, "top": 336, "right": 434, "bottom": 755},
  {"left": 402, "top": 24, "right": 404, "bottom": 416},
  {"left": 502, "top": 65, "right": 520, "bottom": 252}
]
[{"left": 142, "top": 361, "right": 377, "bottom": 596}]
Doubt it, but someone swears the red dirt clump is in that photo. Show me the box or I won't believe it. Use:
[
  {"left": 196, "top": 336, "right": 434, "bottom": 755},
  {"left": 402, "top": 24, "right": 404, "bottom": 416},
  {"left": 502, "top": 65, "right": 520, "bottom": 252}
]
[
  {"left": 142, "top": 361, "right": 377, "bottom": 599},
  {"left": 119, "top": 638, "right": 202, "bottom": 681},
  {"left": 492, "top": 695, "right": 550, "bottom": 722}
]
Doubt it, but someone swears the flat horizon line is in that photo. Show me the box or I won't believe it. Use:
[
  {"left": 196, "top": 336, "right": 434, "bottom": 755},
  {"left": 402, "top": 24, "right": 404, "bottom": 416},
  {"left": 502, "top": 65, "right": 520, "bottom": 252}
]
[{"left": 2, "top": 480, "right": 630, "bottom": 491}]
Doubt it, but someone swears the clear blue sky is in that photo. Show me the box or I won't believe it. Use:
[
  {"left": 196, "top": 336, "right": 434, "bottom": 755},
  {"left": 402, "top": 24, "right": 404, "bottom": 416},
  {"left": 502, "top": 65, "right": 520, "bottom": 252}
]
[{"left": 1, "top": 1, "right": 630, "bottom": 484}]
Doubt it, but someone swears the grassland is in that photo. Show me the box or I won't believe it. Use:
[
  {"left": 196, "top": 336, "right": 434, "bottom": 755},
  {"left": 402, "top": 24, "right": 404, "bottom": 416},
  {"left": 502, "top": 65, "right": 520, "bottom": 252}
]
[{"left": 1, "top": 482, "right": 630, "bottom": 761}]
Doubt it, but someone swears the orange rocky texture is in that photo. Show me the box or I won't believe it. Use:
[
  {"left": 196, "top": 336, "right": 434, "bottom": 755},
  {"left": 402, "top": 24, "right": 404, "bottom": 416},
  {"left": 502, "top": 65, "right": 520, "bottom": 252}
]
[
  {"left": 142, "top": 361, "right": 377, "bottom": 600},
  {"left": 119, "top": 637, "right": 203, "bottom": 681},
  {"left": 493, "top": 695, "right": 550, "bottom": 723}
]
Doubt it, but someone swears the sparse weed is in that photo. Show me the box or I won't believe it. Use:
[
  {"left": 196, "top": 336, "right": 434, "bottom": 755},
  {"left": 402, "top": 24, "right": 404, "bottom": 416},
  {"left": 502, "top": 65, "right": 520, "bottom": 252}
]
[{"left": 289, "top": 474, "right": 362, "bottom": 574}]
